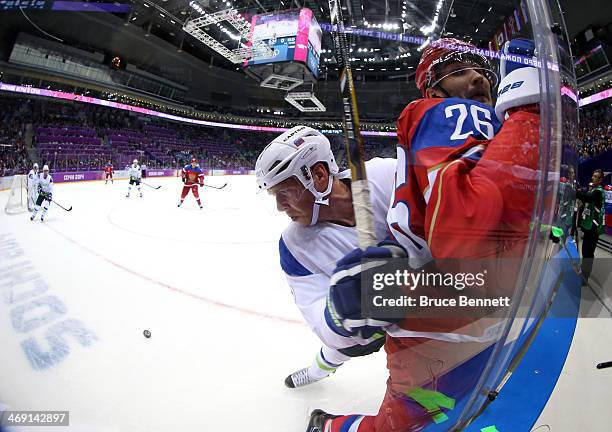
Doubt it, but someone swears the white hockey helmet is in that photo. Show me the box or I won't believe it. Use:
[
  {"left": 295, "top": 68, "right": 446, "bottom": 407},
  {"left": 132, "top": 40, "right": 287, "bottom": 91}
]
[
  {"left": 33, "top": 163, "right": 39, "bottom": 170},
  {"left": 255, "top": 125, "right": 339, "bottom": 225},
  {"left": 42, "top": 164, "right": 49, "bottom": 172},
  {"left": 133, "top": 159, "right": 138, "bottom": 164}
]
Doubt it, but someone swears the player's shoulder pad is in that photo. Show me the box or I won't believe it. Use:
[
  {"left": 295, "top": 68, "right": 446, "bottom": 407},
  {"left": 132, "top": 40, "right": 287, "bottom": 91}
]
[
  {"left": 396, "top": 99, "right": 445, "bottom": 143},
  {"left": 364, "top": 157, "right": 397, "bottom": 174},
  {"left": 279, "top": 235, "right": 312, "bottom": 277},
  {"left": 397, "top": 98, "right": 442, "bottom": 124},
  {"left": 411, "top": 98, "right": 501, "bottom": 155}
]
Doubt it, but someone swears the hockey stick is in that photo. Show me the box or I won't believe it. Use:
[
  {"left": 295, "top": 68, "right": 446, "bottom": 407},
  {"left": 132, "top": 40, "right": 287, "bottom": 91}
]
[
  {"left": 201, "top": 183, "right": 227, "bottom": 190},
  {"left": 141, "top": 181, "right": 162, "bottom": 190},
  {"left": 51, "top": 199, "right": 72, "bottom": 212},
  {"left": 328, "top": 0, "right": 376, "bottom": 248}
]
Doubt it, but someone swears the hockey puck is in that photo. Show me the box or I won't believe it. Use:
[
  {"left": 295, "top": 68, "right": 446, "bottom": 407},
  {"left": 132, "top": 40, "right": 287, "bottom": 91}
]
[{"left": 143, "top": 330, "right": 151, "bottom": 338}]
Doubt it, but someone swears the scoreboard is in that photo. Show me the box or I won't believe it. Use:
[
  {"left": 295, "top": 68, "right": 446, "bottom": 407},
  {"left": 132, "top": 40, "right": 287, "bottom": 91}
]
[{"left": 244, "top": 7, "right": 321, "bottom": 79}]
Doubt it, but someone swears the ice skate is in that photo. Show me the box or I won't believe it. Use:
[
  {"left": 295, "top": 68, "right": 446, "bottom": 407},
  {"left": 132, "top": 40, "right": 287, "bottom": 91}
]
[
  {"left": 284, "top": 367, "right": 329, "bottom": 388},
  {"left": 306, "top": 409, "right": 338, "bottom": 432}
]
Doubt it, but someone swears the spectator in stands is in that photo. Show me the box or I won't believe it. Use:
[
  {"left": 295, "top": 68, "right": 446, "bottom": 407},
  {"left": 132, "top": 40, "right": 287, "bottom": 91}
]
[{"left": 1, "top": 94, "right": 406, "bottom": 174}]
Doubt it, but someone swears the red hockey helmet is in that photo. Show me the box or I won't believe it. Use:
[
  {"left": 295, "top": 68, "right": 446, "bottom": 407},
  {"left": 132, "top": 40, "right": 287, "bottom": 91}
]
[
  {"left": 191, "top": 157, "right": 197, "bottom": 163},
  {"left": 415, "top": 38, "right": 497, "bottom": 96}
]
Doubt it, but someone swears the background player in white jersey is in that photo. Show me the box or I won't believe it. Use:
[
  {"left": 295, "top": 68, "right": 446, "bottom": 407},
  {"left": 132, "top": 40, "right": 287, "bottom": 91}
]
[
  {"left": 126, "top": 159, "right": 143, "bottom": 198},
  {"left": 27, "top": 162, "right": 39, "bottom": 211},
  {"left": 30, "top": 165, "right": 53, "bottom": 222},
  {"left": 255, "top": 126, "right": 396, "bottom": 388}
]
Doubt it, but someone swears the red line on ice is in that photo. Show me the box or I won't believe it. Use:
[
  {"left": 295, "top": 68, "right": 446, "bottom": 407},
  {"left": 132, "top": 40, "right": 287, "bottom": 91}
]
[{"left": 45, "top": 224, "right": 304, "bottom": 326}]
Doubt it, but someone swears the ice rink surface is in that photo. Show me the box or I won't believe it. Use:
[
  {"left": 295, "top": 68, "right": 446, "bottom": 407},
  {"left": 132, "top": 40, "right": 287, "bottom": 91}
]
[
  {"left": 2, "top": 175, "right": 611, "bottom": 432},
  {"left": 0, "top": 175, "right": 388, "bottom": 432}
]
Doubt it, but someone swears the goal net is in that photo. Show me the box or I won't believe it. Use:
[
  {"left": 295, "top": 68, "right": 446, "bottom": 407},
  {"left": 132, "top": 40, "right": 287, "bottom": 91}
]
[{"left": 5, "top": 174, "right": 29, "bottom": 215}]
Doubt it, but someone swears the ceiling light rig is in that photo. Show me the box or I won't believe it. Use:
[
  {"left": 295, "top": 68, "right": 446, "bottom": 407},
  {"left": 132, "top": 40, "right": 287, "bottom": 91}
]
[
  {"left": 363, "top": 22, "right": 401, "bottom": 31},
  {"left": 183, "top": 8, "right": 275, "bottom": 63},
  {"left": 420, "top": 0, "right": 445, "bottom": 36},
  {"left": 285, "top": 92, "right": 326, "bottom": 112}
]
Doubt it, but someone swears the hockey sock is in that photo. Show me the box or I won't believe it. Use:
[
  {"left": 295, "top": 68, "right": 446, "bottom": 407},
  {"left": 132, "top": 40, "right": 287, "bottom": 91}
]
[
  {"left": 320, "top": 345, "right": 350, "bottom": 366},
  {"left": 41, "top": 205, "right": 49, "bottom": 218},
  {"left": 308, "top": 349, "right": 343, "bottom": 380},
  {"left": 326, "top": 414, "right": 368, "bottom": 431}
]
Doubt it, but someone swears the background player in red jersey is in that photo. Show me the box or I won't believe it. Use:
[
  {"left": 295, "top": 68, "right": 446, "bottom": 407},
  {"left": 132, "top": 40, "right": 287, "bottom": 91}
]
[
  {"left": 309, "top": 38, "right": 541, "bottom": 432},
  {"left": 104, "top": 160, "right": 114, "bottom": 184},
  {"left": 178, "top": 157, "right": 204, "bottom": 208}
]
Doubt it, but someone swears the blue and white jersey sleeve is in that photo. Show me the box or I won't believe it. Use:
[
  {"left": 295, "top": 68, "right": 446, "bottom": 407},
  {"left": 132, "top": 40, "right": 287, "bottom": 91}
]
[
  {"left": 280, "top": 235, "right": 367, "bottom": 349},
  {"left": 278, "top": 157, "right": 397, "bottom": 349}
]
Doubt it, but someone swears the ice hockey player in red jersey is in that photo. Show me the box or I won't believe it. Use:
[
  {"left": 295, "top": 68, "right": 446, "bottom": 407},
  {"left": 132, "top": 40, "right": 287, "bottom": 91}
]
[
  {"left": 104, "top": 161, "right": 114, "bottom": 184},
  {"left": 309, "top": 38, "right": 541, "bottom": 432},
  {"left": 178, "top": 157, "right": 204, "bottom": 208}
]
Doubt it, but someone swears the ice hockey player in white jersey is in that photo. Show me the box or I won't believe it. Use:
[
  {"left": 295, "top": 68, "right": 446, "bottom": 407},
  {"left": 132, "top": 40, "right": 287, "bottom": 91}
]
[
  {"left": 126, "top": 159, "right": 143, "bottom": 198},
  {"left": 27, "top": 162, "right": 39, "bottom": 211},
  {"left": 255, "top": 125, "right": 396, "bottom": 388},
  {"left": 30, "top": 165, "right": 53, "bottom": 222}
]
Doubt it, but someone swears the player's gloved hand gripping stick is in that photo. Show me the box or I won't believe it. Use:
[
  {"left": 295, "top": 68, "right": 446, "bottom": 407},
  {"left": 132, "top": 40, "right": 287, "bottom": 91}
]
[{"left": 325, "top": 242, "right": 407, "bottom": 338}]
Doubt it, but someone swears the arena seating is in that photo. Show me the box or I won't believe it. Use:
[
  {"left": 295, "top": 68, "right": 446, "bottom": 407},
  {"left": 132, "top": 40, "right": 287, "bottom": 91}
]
[{"left": 2, "top": 94, "right": 607, "bottom": 175}]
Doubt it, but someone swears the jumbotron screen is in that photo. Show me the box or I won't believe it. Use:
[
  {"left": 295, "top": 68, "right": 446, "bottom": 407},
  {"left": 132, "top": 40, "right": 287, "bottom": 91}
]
[{"left": 245, "top": 7, "right": 321, "bottom": 78}]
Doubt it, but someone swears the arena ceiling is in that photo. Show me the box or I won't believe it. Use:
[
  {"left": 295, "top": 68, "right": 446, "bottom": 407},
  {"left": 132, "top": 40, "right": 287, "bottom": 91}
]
[
  {"left": 0, "top": 0, "right": 603, "bottom": 89},
  {"left": 0, "top": 0, "right": 591, "bottom": 118},
  {"left": 126, "top": 0, "right": 518, "bottom": 76}
]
